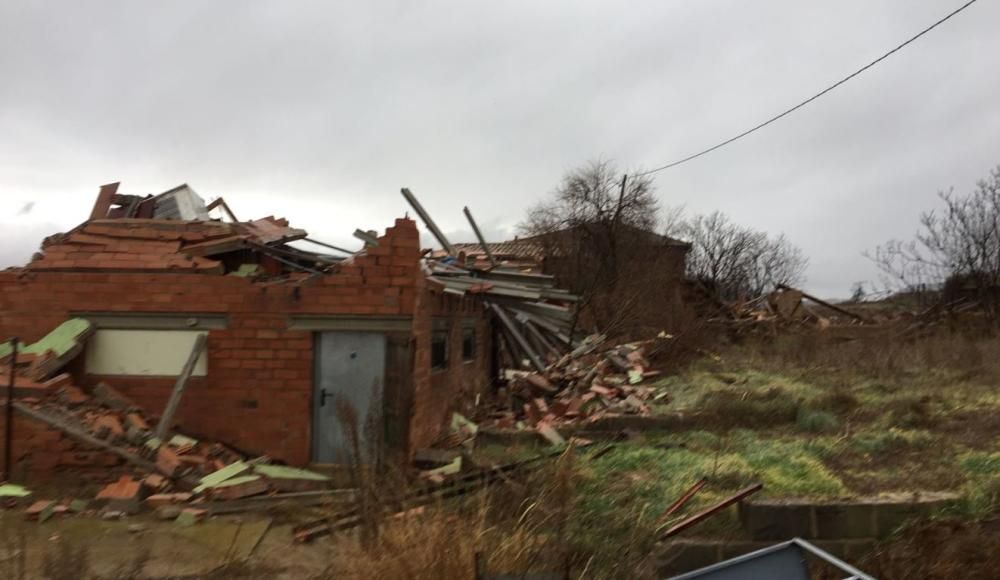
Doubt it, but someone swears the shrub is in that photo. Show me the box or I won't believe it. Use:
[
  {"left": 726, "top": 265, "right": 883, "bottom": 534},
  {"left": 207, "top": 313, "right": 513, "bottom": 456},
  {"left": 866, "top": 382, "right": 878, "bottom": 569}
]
[
  {"left": 796, "top": 408, "right": 839, "bottom": 433},
  {"left": 700, "top": 388, "right": 799, "bottom": 429}
]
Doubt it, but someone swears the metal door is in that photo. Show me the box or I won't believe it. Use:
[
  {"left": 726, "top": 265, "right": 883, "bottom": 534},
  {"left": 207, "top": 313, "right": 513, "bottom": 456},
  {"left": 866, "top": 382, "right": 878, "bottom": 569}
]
[{"left": 313, "top": 331, "right": 386, "bottom": 464}]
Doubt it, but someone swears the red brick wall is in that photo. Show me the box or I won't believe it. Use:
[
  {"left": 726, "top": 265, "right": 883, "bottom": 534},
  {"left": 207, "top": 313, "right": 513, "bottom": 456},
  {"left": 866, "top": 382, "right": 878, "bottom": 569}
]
[
  {"left": 408, "top": 283, "right": 493, "bottom": 452},
  {"left": 0, "top": 219, "right": 433, "bottom": 466},
  {"left": 0, "top": 412, "right": 126, "bottom": 484}
]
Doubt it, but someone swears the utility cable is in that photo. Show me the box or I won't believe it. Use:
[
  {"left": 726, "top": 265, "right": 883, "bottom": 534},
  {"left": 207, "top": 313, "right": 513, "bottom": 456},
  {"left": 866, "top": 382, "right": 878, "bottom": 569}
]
[{"left": 634, "top": 0, "right": 980, "bottom": 177}]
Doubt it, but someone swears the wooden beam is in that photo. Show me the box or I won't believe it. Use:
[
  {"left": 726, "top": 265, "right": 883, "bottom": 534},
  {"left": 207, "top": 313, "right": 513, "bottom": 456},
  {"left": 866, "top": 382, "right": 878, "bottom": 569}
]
[
  {"left": 154, "top": 333, "right": 208, "bottom": 440},
  {"left": 462, "top": 206, "right": 497, "bottom": 267},
  {"left": 206, "top": 197, "right": 239, "bottom": 222},
  {"left": 90, "top": 182, "right": 120, "bottom": 220},
  {"left": 660, "top": 483, "right": 762, "bottom": 539},
  {"left": 400, "top": 188, "right": 455, "bottom": 255},
  {"left": 12, "top": 402, "right": 175, "bottom": 478},
  {"left": 777, "top": 284, "right": 868, "bottom": 322}
]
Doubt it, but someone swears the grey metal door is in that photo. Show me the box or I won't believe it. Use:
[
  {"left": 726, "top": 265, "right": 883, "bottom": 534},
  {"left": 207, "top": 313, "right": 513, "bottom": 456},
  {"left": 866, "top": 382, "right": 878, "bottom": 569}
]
[{"left": 313, "top": 331, "right": 386, "bottom": 464}]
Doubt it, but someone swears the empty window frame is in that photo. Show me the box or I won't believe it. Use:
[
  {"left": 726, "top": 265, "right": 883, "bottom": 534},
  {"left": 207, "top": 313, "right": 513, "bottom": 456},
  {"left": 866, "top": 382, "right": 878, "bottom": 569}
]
[
  {"left": 85, "top": 329, "right": 208, "bottom": 376},
  {"left": 431, "top": 329, "right": 449, "bottom": 371},
  {"left": 462, "top": 325, "right": 476, "bottom": 362}
]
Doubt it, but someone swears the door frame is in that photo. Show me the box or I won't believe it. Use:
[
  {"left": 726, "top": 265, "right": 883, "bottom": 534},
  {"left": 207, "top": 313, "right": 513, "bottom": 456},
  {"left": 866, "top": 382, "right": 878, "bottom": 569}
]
[{"left": 304, "top": 317, "right": 414, "bottom": 466}]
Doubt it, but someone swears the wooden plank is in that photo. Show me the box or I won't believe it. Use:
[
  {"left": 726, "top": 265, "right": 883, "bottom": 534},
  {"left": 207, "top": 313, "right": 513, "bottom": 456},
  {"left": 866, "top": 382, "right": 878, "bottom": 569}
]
[
  {"left": 204, "top": 489, "right": 355, "bottom": 515},
  {"left": 89, "top": 182, "right": 120, "bottom": 220},
  {"left": 660, "top": 483, "right": 763, "bottom": 539},
  {"left": 154, "top": 333, "right": 208, "bottom": 440},
  {"left": 777, "top": 284, "right": 868, "bottom": 322}
]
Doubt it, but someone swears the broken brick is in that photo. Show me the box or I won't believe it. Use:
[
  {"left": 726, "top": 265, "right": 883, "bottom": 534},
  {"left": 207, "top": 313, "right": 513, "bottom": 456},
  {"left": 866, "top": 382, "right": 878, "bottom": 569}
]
[
  {"left": 125, "top": 413, "right": 149, "bottom": 431},
  {"left": 25, "top": 500, "right": 54, "bottom": 520},
  {"left": 93, "top": 382, "right": 136, "bottom": 411},
  {"left": 536, "top": 422, "right": 566, "bottom": 446},
  {"left": 590, "top": 384, "right": 614, "bottom": 397},
  {"left": 145, "top": 493, "right": 191, "bottom": 508},
  {"left": 156, "top": 447, "right": 182, "bottom": 477},
  {"left": 96, "top": 476, "right": 142, "bottom": 515},
  {"left": 59, "top": 385, "right": 89, "bottom": 406},
  {"left": 94, "top": 415, "right": 125, "bottom": 438},
  {"left": 176, "top": 507, "right": 207, "bottom": 526},
  {"left": 142, "top": 474, "right": 168, "bottom": 492}
]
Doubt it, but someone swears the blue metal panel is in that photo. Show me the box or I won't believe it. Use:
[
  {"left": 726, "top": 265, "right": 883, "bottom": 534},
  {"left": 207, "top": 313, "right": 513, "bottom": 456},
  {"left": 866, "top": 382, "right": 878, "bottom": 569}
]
[
  {"left": 313, "top": 331, "right": 386, "bottom": 463},
  {"left": 667, "top": 539, "right": 874, "bottom": 580},
  {"left": 669, "top": 543, "right": 808, "bottom": 580}
]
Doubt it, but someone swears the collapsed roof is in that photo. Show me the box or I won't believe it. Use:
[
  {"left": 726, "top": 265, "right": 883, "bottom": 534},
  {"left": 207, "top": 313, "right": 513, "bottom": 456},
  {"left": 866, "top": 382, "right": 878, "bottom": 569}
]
[{"left": 19, "top": 182, "right": 583, "bottom": 372}]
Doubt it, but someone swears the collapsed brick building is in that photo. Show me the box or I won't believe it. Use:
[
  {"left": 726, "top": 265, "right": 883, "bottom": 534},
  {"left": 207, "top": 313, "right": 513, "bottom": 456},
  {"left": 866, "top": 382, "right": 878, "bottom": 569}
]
[
  {"left": 442, "top": 225, "right": 691, "bottom": 334},
  {"left": 1, "top": 183, "right": 576, "bottom": 478}
]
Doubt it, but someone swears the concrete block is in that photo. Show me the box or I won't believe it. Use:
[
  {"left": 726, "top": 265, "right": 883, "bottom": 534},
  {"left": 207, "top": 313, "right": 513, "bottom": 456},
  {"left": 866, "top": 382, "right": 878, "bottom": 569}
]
[
  {"left": 740, "top": 502, "right": 814, "bottom": 540},
  {"left": 808, "top": 540, "right": 849, "bottom": 559},
  {"left": 814, "top": 503, "right": 876, "bottom": 539},
  {"left": 657, "top": 540, "right": 722, "bottom": 576},
  {"left": 718, "top": 540, "right": 774, "bottom": 560},
  {"left": 841, "top": 538, "right": 877, "bottom": 562},
  {"left": 874, "top": 493, "right": 959, "bottom": 537}
]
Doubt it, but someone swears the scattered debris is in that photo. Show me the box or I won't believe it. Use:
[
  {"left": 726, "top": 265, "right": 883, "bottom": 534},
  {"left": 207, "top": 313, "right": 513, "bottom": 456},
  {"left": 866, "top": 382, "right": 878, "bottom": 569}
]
[
  {"left": 655, "top": 477, "right": 707, "bottom": 527},
  {"left": 659, "top": 483, "right": 763, "bottom": 540},
  {"left": 482, "top": 332, "right": 675, "bottom": 430},
  {"left": 3, "top": 320, "right": 333, "bottom": 524},
  {"left": 0, "top": 483, "right": 31, "bottom": 498}
]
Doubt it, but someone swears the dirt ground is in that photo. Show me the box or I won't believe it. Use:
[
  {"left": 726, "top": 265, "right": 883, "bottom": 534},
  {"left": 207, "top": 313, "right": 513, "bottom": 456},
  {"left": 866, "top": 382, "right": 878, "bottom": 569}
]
[{"left": 0, "top": 510, "right": 337, "bottom": 579}]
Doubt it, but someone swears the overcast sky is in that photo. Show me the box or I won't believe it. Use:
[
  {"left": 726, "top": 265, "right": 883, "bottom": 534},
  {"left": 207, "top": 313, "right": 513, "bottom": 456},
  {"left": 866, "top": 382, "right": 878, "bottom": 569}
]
[{"left": 2, "top": 1, "right": 998, "bottom": 297}]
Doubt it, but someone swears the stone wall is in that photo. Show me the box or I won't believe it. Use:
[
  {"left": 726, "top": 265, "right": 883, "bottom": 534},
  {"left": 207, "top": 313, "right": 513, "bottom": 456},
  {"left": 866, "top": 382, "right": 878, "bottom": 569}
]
[{"left": 659, "top": 493, "right": 960, "bottom": 576}]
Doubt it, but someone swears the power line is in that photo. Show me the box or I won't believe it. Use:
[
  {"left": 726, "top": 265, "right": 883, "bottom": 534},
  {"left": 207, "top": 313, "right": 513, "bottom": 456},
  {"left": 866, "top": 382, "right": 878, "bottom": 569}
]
[{"left": 634, "top": 0, "right": 980, "bottom": 177}]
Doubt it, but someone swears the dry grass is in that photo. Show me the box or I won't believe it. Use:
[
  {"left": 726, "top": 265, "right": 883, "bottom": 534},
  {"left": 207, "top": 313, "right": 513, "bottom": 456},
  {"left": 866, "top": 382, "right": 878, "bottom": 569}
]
[
  {"left": 862, "top": 517, "right": 1000, "bottom": 579},
  {"left": 730, "top": 329, "right": 1000, "bottom": 382},
  {"left": 318, "top": 446, "right": 657, "bottom": 579}
]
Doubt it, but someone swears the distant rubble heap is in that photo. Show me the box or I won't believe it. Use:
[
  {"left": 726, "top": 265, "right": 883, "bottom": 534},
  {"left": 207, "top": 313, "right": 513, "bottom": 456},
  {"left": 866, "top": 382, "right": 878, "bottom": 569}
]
[{"left": 710, "top": 283, "right": 993, "bottom": 337}]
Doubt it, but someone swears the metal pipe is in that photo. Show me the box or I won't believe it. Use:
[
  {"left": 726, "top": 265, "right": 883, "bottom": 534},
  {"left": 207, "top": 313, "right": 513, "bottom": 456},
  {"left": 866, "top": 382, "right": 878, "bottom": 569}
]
[
  {"left": 489, "top": 303, "right": 545, "bottom": 372},
  {"left": 400, "top": 188, "right": 455, "bottom": 255},
  {"left": 462, "top": 206, "right": 497, "bottom": 267},
  {"left": 301, "top": 237, "right": 356, "bottom": 255},
  {"left": 4, "top": 337, "right": 17, "bottom": 481}
]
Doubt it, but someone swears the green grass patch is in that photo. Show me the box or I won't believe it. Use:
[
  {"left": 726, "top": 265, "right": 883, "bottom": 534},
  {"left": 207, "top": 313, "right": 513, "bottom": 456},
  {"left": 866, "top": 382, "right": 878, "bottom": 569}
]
[
  {"left": 574, "top": 432, "right": 847, "bottom": 537},
  {"left": 796, "top": 408, "right": 839, "bottom": 433},
  {"left": 849, "top": 428, "right": 934, "bottom": 455},
  {"left": 958, "top": 451, "right": 1000, "bottom": 516}
]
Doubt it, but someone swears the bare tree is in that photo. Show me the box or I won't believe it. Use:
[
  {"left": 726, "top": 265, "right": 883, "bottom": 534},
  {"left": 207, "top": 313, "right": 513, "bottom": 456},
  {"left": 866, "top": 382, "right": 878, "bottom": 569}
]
[
  {"left": 869, "top": 164, "right": 1000, "bottom": 312},
  {"left": 674, "top": 211, "right": 807, "bottom": 301},
  {"left": 521, "top": 160, "right": 681, "bottom": 336}
]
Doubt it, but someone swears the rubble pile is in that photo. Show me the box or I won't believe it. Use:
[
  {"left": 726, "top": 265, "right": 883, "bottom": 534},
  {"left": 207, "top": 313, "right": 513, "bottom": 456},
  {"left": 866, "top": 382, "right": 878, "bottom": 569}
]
[
  {"left": 1, "top": 320, "right": 332, "bottom": 523},
  {"left": 710, "top": 285, "right": 872, "bottom": 334},
  {"left": 482, "top": 333, "right": 674, "bottom": 437}
]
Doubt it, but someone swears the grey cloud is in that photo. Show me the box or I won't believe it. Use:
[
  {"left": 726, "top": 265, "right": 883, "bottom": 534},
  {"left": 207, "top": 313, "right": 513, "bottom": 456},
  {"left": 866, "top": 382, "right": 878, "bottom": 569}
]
[{"left": 2, "top": 0, "right": 998, "bottom": 297}]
